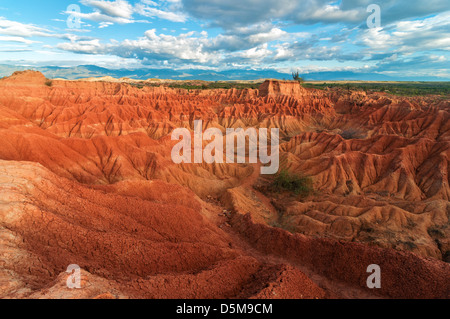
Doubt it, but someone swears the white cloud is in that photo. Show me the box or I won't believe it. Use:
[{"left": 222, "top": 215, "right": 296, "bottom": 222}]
[
  {"left": 359, "top": 11, "right": 450, "bottom": 53},
  {"left": 182, "top": 0, "right": 365, "bottom": 28},
  {"left": 73, "top": 0, "right": 186, "bottom": 25},
  {"left": 57, "top": 39, "right": 104, "bottom": 54},
  {"left": 70, "top": 0, "right": 149, "bottom": 25},
  {"left": 3, "top": 0, "right": 446, "bottom": 79},
  {"left": 361, "top": 28, "right": 398, "bottom": 50},
  {"left": 0, "top": 17, "right": 54, "bottom": 37},
  {"left": 80, "top": 0, "right": 134, "bottom": 19},
  {"left": 182, "top": 0, "right": 450, "bottom": 29},
  {"left": 0, "top": 16, "right": 87, "bottom": 43},
  {"left": 0, "top": 35, "right": 40, "bottom": 44},
  {"left": 67, "top": 10, "right": 135, "bottom": 24},
  {"left": 99, "top": 22, "right": 113, "bottom": 28},
  {"left": 236, "top": 44, "right": 271, "bottom": 60},
  {"left": 248, "top": 28, "right": 286, "bottom": 44},
  {"left": 57, "top": 29, "right": 217, "bottom": 64},
  {"left": 134, "top": 4, "right": 187, "bottom": 22}
]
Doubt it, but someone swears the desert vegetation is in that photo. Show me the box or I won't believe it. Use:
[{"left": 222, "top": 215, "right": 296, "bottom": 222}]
[
  {"left": 130, "top": 81, "right": 262, "bottom": 90},
  {"left": 302, "top": 81, "right": 450, "bottom": 96},
  {"left": 271, "top": 169, "right": 314, "bottom": 197},
  {"left": 292, "top": 71, "right": 304, "bottom": 84}
]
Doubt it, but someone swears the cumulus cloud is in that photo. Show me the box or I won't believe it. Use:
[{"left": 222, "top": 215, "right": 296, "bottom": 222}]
[
  {"left": 181, "top": 0, "right": 449, "bottom": 28},
  {"left": 204, "top": 22, "right": 308, "bottom": 53},
  {"left": 0, "top": 16, "right": 89, "bottom": 42},
  {"left": 182, "top": 0, "right": 365, "bottom": 28},
  {"left": 71, "top": 0, "right": 449, "bottom": 30},
  {"left": 74, "top": 0, "right": 186, "bottom": 25},
  {"left": 57, "top": 39, "right": 105, "bottom": 54},
  {"left": 270, "top": 35, "right": 363, "bottom": 63},
  {"left": 248, "top": 28, "right": 287, "bottom": 44},
  {"left": 0, "top": 17, "right": 55, "bottom": 38},
  {"left": 0, "top": 35, "right": 39, "bottom": 44},
  {"left": 67, "top": 7, "right": 137, "bottom": 24},
  {"left": 3, "top": 0, "right": 446, "bottom": 79},
  {"left": 57, "top": 29, "right": 217, "bottom": 64},
  {"left": 373, "top": 54, "right": 450, "bottom": 78},
  {"left": 234, "top": 44, "right": 272, "bottom": 60},
  {"left": 135, "top": 0, "right": 187, "bottom": 22},
  {"left": 55, "top": 6, "right": 450, "bottom": 75},
  {"left": 56, "top": 23, "right": 312, "bottom": 68},
  {"left": 341, "top": 0, "right": 449, "bottom": 25},
  {"left": 134, "top": 6, "right": 186, "bottom": 22},
  {"left": 347, "top": 11, "right": 450, "bottom": 78},
  {"left": 80, "top": 0, "right": 134, "bottom": 19},
  {"left": 99, "top": 22, "right": 114, "bottom": 28},
  {"left": 359, "top": 11, "right": 450, "bottom": 53}
]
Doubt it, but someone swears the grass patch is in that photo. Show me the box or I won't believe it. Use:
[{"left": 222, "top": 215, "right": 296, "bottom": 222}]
[
  {"left": 302, "top": 81, "right": 450, "bottom": 97},
  {"left": 269, "top": 220, "right": 297, "bottom": 234},
  {"left": 271, "top": 169, "right": 313, "bottom": 197},
  {"left": 338, "top": 128, "right": 366, "bottom": 139},
  {"left": 360, "top": 221, "right": 375, "bottom": 233},
  {"left": 402, "top": 241, "right": 418, "bottom": 251},
  {"left": 428, "top": 226, "right": 445, "bottom": 238}
]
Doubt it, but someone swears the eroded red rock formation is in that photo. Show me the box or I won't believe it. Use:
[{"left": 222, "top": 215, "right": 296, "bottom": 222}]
[{"left": 0, "top": 71, "right": 448, "bottom": 298}]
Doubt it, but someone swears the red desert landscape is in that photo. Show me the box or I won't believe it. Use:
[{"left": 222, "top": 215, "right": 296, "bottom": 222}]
[{"left": 0, "top": 70, "right": 449, "bottom": 299}]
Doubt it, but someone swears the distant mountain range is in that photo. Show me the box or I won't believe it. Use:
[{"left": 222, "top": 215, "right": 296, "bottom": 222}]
[{"left": 0, "top": 64, "right": 447, "bottom": 82}]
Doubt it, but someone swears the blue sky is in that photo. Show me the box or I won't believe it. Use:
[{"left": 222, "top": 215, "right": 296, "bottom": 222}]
[{"left": 0, "top": 0, "right": 449, "bottom": 79}]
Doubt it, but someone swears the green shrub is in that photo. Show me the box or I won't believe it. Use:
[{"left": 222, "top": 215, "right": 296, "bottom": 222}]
[
  {"left": 339, "top": 128, "right": 366, "bottom": 139},
  {"left": 301, "top": 81, "right": 450, "bottom": 97},
  {"left": 292, "top": 71, "right": 304, "bottom": 83},
  {"left": 428, "top": 226, "right": 445, "bottom": 238},
  {"left": 44, "top": 79, "right": 53, "bottom": 87},
  {"left": 271, "top": 169, "right": 313, "bottom": 197}
]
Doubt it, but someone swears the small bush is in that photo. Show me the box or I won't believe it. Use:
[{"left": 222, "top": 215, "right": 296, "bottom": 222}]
[
  {"left": 292, "top": 71, "right": 304, "bottom": 84},
  {"left": 402, "top": 241, "right": 418, "bottom": 250},
  {"left": 339, "top": 128, "right": 366, "bottom": 139},
  {"left": 269, "top": 220, "right": 296, "bottom": 233},
  {"left": 360, "top": 221, "right": 375, "bottom": 233},
  {"left": 271, "top": 169, "right": 313, "bottom": 197},
  {"left": 428, "top": 226, "right": 445, "bottom": 238},
  {"left": 45, "top": 79, "right": 53, "bottom": 87}
]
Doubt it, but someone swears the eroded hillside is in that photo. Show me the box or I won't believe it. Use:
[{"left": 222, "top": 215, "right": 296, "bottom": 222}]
[{"left": 0, "top": 71, "right": 448, "bottom": 299}]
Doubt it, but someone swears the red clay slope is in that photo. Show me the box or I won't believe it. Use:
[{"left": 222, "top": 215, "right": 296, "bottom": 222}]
[{"left": 0, "top": 71, "right": 448, "bottom": 298}]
